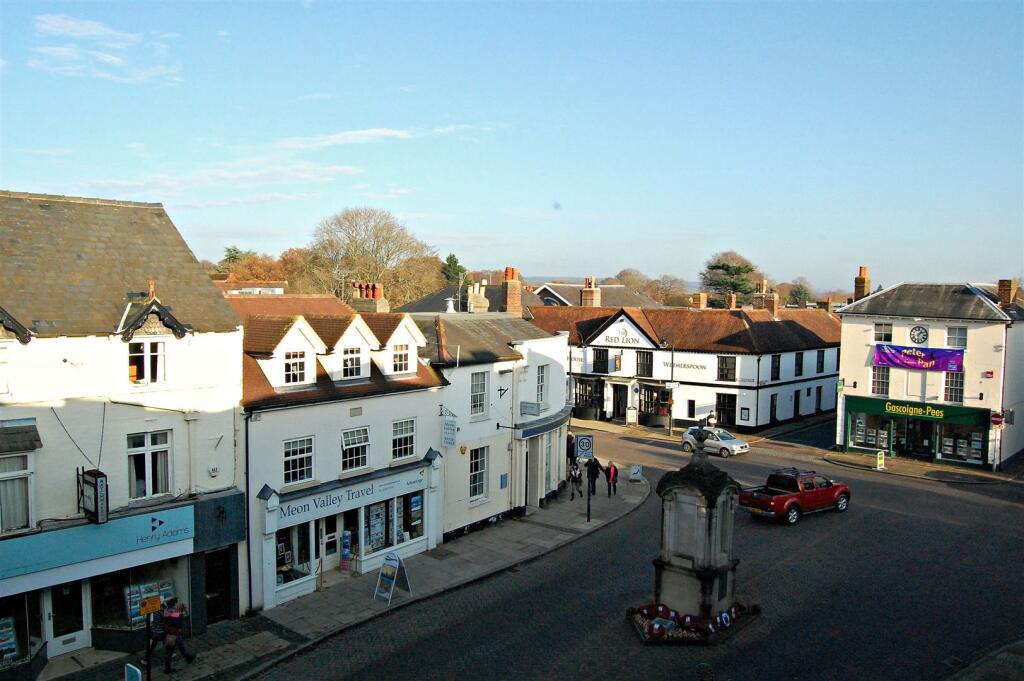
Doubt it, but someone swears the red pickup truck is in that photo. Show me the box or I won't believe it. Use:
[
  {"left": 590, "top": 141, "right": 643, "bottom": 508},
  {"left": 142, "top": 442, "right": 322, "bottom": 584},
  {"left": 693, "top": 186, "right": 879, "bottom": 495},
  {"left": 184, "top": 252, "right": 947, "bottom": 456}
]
[{"left": 739, "top": 468, "right": 850, "bottom": 525}]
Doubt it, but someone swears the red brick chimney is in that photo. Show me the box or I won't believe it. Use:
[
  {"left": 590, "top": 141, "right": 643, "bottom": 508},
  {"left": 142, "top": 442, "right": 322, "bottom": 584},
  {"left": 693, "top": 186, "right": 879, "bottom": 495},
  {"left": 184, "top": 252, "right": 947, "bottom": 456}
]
[
  {"left": 351, "top": 281, "right": 390, "bottom": 312},
  {"left": 580, "top": 276, "right": 601, "bottom": 307},
  {"left": 854, "top": 266, "right": 871, "bottom": 301},
  {"left": 725, "top": 293, "right": 738, "bottom": 309},
  {"left": 998, "top": 279, "right": 1018, "bottom": 306},
  {"left": 765, "top": 293, "right": 780, "bottom": 317},
  {"left": 502, "top": 266, "right": 523, "bottom": 317}
]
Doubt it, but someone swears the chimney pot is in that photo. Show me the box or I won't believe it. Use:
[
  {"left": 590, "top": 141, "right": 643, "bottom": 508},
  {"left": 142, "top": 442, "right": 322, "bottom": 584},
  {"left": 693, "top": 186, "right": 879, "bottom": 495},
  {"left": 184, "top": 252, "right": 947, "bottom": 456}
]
[
  {"left": 998, "top": 279, "right": 1018, "bottom": 306},
  {"left": 765, "top": 292, "right": 780, "bottom": 317},
  {"left": 148, "top": 280, "right": 156, "bottom": 300}
]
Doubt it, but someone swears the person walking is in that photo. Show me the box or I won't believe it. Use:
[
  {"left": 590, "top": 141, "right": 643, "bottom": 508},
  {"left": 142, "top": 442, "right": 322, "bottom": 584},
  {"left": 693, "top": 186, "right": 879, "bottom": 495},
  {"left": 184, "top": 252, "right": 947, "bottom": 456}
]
[
  {"left": 568, "top": 461, "right": 583, "bottom": 500},
  {"left": 162, "top": 598, "right": 196, "bottom": 673},
  {"left": 605, "top": 461, "right": 619, "bottom": 497},
  {"left": 565, "top": 431, "right": 576, "bottom": 479},
  {"left": 585, "top": 456, "right": 604, "bottom": 496},
  {"left": 140, "top": 600, "right": 165, "bottom": 668}
]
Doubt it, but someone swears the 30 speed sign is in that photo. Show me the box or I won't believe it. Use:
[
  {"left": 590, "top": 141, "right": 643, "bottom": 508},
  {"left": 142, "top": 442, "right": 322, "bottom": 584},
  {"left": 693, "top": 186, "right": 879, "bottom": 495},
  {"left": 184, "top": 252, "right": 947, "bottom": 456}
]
[{"left": 576, "top": 434, "right": 594, "bottom": 459}]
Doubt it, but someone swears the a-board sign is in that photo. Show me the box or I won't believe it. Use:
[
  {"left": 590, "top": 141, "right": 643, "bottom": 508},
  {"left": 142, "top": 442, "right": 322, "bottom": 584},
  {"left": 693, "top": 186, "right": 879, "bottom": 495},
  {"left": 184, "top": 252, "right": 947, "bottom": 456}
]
[
  {"left": 139, "top": 596, "right": 162, "bottom": 616},
  {"left": 876, "top": 450, "right": 886, "bottom": 471},
  {"left": 373, "top": 552, "right": 412, "bottom": 606},
  {"left": 575, "top": 434, "right": 594, "bottom": 459},
  {"left": 124, "top": 664, "right": 142, "bottom": 681}
]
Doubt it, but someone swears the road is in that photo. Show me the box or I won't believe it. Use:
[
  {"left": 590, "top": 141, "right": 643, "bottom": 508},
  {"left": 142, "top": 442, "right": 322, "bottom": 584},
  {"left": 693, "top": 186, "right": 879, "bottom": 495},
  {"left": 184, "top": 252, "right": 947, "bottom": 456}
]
[{"left": 260, "top": 423, "right": 1024, "bottom": 681}]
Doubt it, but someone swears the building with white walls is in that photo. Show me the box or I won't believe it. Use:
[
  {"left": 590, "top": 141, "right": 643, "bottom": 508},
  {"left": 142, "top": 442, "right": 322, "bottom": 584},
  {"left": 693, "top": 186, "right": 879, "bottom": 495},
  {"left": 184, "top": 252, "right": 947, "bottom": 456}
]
[
  {"left": 836, "top": 271, "right": 1024, "bottom": 469},
  {"left": 530, "top": 296, "right": 841, "bottom": 432},
  {"left": 227, "top": 294, "right": 448, "bottom": 611},
  {"left": 0, "top": 192, "right": 245, "bottom": 677}
]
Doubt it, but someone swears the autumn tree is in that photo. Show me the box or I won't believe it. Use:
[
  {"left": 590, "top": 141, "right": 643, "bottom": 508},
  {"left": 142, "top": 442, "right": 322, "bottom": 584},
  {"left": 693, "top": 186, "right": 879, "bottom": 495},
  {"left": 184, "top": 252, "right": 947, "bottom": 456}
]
[
  {"left": 644, "top": 274, "right": 689, "bottom": 306},
  {"left": 216, "top": 246, "right": 256, "bottom": 275},
  {"left": 611, "top": 268, "right": 650, "bottom": 293}
]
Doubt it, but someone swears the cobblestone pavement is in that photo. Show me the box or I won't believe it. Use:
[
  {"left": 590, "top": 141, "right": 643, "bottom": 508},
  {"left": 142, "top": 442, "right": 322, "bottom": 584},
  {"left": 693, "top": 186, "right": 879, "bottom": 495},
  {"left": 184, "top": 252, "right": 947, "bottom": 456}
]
[{"left": 259, "top": 431, "right": 1024, "bottom": 681}]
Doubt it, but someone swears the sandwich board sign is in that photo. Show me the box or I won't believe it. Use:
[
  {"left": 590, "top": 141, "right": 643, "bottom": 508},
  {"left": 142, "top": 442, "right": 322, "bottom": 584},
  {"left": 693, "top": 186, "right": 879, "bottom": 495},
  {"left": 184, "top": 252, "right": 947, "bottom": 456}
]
[
  {"left": 576, "top": 434, "right": 594, "bottom": 460},
  {"left": 373, "top": 552, "right": 411, "bottom": 606}
]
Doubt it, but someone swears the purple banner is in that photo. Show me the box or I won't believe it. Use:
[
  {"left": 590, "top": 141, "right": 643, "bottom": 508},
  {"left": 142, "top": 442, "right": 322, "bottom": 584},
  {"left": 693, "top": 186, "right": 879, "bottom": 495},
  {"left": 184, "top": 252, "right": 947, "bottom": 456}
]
[{"left": 873, "top": 345, "right": 964, "bottom": 372}]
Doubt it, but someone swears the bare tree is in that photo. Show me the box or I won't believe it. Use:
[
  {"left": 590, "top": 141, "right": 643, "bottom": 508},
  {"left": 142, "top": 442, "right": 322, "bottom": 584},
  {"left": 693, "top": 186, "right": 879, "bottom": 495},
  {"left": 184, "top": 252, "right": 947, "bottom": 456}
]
[{"left": 613, "top": 268, "right": 650, "bottom": 293}]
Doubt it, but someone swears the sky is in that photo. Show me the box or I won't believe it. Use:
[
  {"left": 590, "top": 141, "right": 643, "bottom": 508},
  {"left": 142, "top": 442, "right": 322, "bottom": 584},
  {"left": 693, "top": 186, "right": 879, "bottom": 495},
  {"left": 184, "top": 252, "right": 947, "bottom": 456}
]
[{"left": 1, "top": 2, "right": 1021, "bottom": 291}]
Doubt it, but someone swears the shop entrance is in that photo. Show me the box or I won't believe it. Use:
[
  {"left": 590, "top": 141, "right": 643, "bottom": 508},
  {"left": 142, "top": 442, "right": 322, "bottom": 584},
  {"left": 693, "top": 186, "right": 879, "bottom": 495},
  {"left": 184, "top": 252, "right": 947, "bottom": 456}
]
[
  {"left": 44, "top": 580, "right": 91, "bottom": 656},
  {"left": 715, "top": 393, "right": 737, "bottom": 427},
  {"left": 204, "top": 549, "right": 232, "bottom": 625},
  {"left": 612, "top": 385, "right": 628, "bottom": 419},
  {"left": 903, "top": 419, "right": 935, "bottom": 458}
]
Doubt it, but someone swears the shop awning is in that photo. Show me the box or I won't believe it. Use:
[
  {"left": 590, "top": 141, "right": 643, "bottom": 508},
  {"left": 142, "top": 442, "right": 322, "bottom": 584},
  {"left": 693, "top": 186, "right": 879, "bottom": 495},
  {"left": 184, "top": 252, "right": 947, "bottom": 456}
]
[
  {"left": 518, "top": 405, "right": 573, "bottom": 439},
  {"left": 0, "top": 422, "right": 42, "bottom": 454}
]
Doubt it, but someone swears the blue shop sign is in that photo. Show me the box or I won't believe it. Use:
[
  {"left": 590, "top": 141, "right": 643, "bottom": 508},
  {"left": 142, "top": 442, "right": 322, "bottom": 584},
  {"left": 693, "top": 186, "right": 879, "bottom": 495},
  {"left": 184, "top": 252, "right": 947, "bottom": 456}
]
[{"left": 0, "top": 505, "right": 194, "bottom": 581}]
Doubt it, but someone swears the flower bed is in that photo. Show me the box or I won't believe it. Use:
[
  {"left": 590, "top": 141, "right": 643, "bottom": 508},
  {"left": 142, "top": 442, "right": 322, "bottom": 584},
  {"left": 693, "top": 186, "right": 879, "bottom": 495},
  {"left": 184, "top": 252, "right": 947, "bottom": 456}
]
[{"left": 626, "top": 601, "right": 761, "bottom": 645}]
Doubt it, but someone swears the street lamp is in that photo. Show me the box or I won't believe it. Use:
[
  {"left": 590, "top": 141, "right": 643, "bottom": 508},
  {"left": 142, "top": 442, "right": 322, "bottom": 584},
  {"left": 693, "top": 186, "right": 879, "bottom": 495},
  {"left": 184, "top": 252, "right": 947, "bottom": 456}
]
[{"left": 660, "top": 339, "right": 675, "bottom": 437}]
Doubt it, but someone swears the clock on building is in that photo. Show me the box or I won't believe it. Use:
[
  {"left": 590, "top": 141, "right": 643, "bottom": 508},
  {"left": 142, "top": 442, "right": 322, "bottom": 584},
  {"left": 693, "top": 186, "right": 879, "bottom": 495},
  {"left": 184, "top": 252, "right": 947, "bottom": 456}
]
[{"left": 909, "top": 326, "right": 929, "bottom": 344}]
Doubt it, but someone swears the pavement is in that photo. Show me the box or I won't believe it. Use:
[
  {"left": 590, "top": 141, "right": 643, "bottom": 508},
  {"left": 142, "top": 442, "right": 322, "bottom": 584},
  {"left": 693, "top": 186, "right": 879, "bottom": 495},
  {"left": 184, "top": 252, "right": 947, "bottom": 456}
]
[
  {"left": 946, "top": 640, "right": 1024, "bottom": 681},
  {"left": 48, "top": 474, "right": 650, "bottom": 681}
]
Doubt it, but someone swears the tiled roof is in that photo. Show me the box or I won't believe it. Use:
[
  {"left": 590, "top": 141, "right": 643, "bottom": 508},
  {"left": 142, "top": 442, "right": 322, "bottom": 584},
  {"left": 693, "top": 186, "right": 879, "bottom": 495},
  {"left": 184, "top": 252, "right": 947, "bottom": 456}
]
[
  {"left": 535, "top": 283, "right": 663, "bottom": 308},
  {"left": 213, "top": 280, "right": 289, "bottom": 293},
  {"left": 840, "top": 283, "right": 1022, "bottom": 322},
  {"left": 397, "top": 285, "right": 543, "bottom": 315},
  {"left": 242, "top": 354, "right": 446, "bottom": 410},
  {"left": 225, "top": 294, "right": 354, "bottom": 320},
  {"left": 243, "top": 315, "right": 298, "bottom": 355},
  {"left": 412, "top": 313, "right": 555, "bottom": 366},
  {"left": 361, "top": 313, "right": 405, "bottom": 346},
  {"left": 0, "top": 191, "right": 240, "bottom": 337},
  {"left": 305, "top": 315, "right": 357, "bottom": 348},
  {"left": 529, "top": 306, "right": 841, "bottom": 354}
]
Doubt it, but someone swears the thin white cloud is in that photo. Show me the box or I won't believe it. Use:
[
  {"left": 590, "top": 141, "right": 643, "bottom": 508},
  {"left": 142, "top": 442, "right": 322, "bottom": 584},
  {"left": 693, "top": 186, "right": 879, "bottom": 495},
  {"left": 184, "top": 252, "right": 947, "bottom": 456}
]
[
  {"left": 277, "top": 128, "right": 414, "bottom": 150},
  {"left": 35, "top": 14, "right": 141, "bottom": 43},
  {"left": 0, "top": 58, "right": 7, "bottom": 72},
  {"left": 399, "top": 85, "right": 417, "bottom": 93},
  {"left": 171, "top": 192, "right": 319, "bottom": 209},
  {"left": 217, "top": 30, "right": 230, "bottom": 40},
  {"left": 15, "top": 147, "right": 73, "bottom": 156},
  {"left": 87, "top": 50, "right": 124, "bottom": 65},
  {"left": 365, "top": 187, "right": 411, "bottom": 200}
]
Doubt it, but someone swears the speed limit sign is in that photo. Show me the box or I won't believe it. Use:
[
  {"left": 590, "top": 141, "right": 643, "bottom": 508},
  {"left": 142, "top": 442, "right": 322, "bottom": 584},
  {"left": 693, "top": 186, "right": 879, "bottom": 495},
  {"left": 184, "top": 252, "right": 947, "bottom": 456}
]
[{"left": 576, "top": 434, "right": 594, "bottom": 459}]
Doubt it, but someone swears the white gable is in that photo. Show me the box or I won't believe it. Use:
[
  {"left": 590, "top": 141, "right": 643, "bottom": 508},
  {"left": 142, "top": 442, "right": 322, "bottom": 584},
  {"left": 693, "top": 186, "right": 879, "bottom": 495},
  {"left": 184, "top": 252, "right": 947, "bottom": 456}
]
[{"left": 593, "top": 315, "right": 656, "bottom": 349}]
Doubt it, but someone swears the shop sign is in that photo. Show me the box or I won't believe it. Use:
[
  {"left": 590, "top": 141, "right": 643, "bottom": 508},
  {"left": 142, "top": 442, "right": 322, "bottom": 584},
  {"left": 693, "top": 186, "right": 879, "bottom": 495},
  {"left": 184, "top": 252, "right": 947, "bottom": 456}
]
[
  {"left": 0, "top": 505, "right": 194, "bottom": 581},
  {"left": 373, "top": 552, "right": 411, "bottom": 606},
  {"left": 873, "top": 345, "right": 964, "bottom": 372},
  {"left": 844, "top": 396, "right": 989, "bottom": 426},
  {"left": 442, "top": 419, "right": 457, "bottom": 447},
  {"left": 520, "top": 401, "right": 541, "bottom": 416},
  {"left": 276, "top": 466, "right": 427, "bottom": 529}
]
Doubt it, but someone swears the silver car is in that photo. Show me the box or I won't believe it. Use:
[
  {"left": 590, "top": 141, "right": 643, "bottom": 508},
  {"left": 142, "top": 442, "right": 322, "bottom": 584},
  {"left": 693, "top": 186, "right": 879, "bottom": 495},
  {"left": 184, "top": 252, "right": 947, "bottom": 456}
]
[{"left": 681, "top": 427, "right": 750, "bottom": 457}]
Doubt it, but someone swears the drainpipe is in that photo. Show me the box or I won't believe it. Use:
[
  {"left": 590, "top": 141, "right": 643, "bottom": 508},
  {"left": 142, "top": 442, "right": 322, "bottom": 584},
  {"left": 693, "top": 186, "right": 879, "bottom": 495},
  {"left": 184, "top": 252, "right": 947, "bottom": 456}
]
[
  {"left": 243, "top": 410, "right": 253, "bottom": 615},
  {"left": 755, "top": 356, "right": 762, "bottom": 428},
  {"left": 997, "top": 325, "right": 1008, "bottom": 471}
]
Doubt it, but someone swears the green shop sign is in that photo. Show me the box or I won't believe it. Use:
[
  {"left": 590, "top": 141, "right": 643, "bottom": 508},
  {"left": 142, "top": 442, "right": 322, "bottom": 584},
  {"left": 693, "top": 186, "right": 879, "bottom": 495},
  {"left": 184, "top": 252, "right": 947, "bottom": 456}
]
[{"left": 844, "top": 395, "right": 989, "bottom": 426}]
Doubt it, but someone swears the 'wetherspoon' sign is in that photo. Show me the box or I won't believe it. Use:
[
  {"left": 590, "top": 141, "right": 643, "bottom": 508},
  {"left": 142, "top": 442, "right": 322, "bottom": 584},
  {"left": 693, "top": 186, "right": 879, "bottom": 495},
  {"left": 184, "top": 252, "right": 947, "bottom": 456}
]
[{"left": 874, "top": 345, "right": 963, "bottom": 372}]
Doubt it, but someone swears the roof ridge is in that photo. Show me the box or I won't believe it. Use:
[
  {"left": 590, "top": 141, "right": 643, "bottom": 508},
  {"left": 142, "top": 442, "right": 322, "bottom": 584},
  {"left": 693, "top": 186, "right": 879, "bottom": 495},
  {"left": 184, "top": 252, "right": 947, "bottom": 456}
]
[{"left": 0, "top": 190, "right": 163, "bottom": 208}]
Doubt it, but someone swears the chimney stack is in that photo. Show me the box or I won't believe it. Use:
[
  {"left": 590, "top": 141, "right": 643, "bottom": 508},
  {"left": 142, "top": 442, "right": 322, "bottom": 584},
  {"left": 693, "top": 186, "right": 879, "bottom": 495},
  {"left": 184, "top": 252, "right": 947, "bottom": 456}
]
[
  {"left": 580, "top": 276, "right": 601, "bottom": 307},
  {"left": 466, "top": 281, "right": 490, "bottom": 313},
  {"left": 692, "top": 292, "right": 708, "bottom": 310},
  {"left": 765, "top": 292, "right": 780, "bottom": 317},
  {"left": 147, "top": 279, "right": 156, "bottom": 300},
  {"left": 502, "top": 266, "right": 523, "bottom": 317},
  {"left": 351, "top": 281, "right": 390, "bottom": 313},
  {"left": 725, "top": 293, "right": 738, "bottom": 309},
  {"left": 998, "top": 279, "right": 1018, "bottom": 306},
  {"left": 854, "top": 266, "right": 871, "bottom": 302}
]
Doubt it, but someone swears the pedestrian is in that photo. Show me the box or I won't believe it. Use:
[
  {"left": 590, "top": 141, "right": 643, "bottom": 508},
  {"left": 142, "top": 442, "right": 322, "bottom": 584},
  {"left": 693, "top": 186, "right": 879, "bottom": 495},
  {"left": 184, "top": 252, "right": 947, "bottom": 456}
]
[
  {"left": 605, "top": 461, "right": 619, "bottom": 497},
  {"left": 585, "top": 456, "right": 604, "bottom": 496},
  {"left": 565, "top": 431, "right": 576, "bottom": 479},
  {"left": 569, "top": 461, "right": 583, "bottom": 500},
  {"left": 162, "top": 597, "right": 196, "bottom": 673},
  {"left": 142, "top": 600, "right": 165, "bottom": 667}
]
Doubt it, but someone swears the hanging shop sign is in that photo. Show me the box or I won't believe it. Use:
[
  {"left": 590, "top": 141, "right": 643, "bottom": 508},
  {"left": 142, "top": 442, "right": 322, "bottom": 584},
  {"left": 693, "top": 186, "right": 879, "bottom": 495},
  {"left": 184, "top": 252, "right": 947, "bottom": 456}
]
[
  {"left": 442, "top": 419, "right": 458, "bottom": 447},
  {"left": 81, "top": 469, "right": 109, "bottom": 524},
  {"left": 873, "top": 345, "right": 964, "bottom": 372}
]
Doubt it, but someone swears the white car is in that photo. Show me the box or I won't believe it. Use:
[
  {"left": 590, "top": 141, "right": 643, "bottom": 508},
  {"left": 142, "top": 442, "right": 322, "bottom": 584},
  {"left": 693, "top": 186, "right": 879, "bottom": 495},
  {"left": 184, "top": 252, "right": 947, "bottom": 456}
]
[{"left": 681, "top": 427, "right": 750, "bottom": 457}]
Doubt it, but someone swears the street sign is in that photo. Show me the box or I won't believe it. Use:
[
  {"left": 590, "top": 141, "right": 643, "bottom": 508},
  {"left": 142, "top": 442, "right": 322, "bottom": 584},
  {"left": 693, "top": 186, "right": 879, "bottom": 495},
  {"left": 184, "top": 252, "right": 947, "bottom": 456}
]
[
  {"left": 139, "top": 596, "right": 162, "bottom": 617},
  {"left": 629, "top": 464, "right": 643, "bottom": 481},
  {"left": 991, "top": 412, "right": 1004, "bottom": 427},
  {"left": 665, "top": 382, "right": 680, "bottom": 389},
  {"left": 576, "top": 434, "right": 594, "bottom": 459},
  {"left": 876, "top": 450, "right": 886, "bottom": 471},
  {"left": 124, "top": 664, "right": 142, "bottom": 681}
]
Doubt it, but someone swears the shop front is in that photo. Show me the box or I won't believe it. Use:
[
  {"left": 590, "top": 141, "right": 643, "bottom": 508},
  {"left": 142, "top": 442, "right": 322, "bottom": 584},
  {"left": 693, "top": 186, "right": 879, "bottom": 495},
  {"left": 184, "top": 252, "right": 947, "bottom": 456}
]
[
  {"left": 264, "top": 464, "right": 430, "bottom": 608},
  {"left": 844, "top": 396, "right": 991, "bottom": 465}
]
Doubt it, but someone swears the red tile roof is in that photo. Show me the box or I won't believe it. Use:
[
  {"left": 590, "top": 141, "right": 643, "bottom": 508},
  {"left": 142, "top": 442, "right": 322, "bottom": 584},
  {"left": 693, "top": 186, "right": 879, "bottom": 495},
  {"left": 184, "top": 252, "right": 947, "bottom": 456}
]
[
  {"left": 243, "top": 315, "right": 299, "bottom": 355},
  {"left": 305, "top": 315, "right": 357, "bottom": 348},
  {"left": 225, "top": 294, "right": 354, "bottom": 320},
  {"left": 361, "top": 313, "right": 405, "bottom": 347}
]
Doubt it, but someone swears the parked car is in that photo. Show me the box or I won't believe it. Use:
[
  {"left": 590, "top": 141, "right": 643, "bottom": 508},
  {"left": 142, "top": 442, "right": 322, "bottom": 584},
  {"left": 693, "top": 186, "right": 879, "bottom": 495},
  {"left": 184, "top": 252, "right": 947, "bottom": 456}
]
[
  {"left": 739, "top": 468, "right": 850, "bottom": 525},
  {"left": 680, "top": 427, "right": 750, "bottom": 457}
]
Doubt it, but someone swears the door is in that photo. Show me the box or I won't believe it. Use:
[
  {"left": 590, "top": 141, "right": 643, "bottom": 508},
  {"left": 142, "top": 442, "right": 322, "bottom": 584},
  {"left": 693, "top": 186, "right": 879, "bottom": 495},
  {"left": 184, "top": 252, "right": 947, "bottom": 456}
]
[
  {"left": 815, "top": 386, "right": 822, "bottom": 412},
  {"left": 526, "top": 437, "right": 541, "bottom": 506},
  {"left": 769, "top": 394, "right": 778, "bottom": 423},
  {"left": 613, "top": 385, "right": 628, "bottom": 419},
  {"left": 714, "top": 393, "right": 737, "bottom": 427},
  {"left": 204, "top": 549, "right": 233, "bottom": 625},
  {"left": 793, "top": 390, "right": 801, "bottom": 419},
  {"left": 321, "top": 514, "right": 340, "bottom": 571},
  {"left": 44, "top": 580, "right": 90, "bottom": 656}
]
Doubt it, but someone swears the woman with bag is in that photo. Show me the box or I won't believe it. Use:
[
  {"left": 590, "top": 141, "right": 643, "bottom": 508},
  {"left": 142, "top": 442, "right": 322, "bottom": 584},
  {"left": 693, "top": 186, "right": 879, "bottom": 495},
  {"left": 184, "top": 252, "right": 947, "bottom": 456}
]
[{"left": 163, "top": 598, "right": 196, "bottom": 672}]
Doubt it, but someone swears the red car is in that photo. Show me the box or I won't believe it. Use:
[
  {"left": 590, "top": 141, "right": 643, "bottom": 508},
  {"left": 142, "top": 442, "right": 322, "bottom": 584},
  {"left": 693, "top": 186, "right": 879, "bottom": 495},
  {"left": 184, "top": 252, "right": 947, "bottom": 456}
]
[{"left": 739, "top": 468, "right": 850, "bottom": 525}]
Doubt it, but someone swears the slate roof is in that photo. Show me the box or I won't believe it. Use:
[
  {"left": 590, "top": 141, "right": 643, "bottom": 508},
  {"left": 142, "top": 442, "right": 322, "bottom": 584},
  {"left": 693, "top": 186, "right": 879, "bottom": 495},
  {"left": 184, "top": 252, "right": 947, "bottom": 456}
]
[
  {"left": 397, "top": 285, "right": 543, "bottom": 315},
  {"left": 412, "top": 313, "right": 556, "bottom": 366},
  {"left": 0, "top": 191, "right": 240, "bottom": 337},
  {"left": 528, "top": 306, "right": 841, "bottom": 354},
  {"left": 225, "top": 294, "right": 354, "bottom": 320},
  {"left": 839, "top": 283, "right": 1024, "bottom": 322},
  {"left": 0, "top": 423, "right": 43, "bottom": 455},
  {"left": 534, "top": 283, "right": 663, "bottom": 308}
]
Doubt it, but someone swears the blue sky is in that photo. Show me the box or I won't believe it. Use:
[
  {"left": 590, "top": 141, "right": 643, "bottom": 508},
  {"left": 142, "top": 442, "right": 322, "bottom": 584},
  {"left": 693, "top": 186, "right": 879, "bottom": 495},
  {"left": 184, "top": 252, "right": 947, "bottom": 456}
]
[{"left": 1, "top": 2, "right": 1021, "bottom": 290}]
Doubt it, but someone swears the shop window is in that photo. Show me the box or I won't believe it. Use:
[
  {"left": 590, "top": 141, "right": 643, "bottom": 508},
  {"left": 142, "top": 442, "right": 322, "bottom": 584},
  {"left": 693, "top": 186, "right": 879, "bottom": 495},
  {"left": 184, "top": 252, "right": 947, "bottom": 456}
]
[
  {"left": 128, "top": 341, "right": 165, "bottom": 384},
  {"left": 364, "top": 500, "right": 393, "bottom": 554},
  {"left": 283, "top": 437, "right": 314, "bottom": 484},
  {"left": 717, "top": 356, "right": 736, "bottom": 382},
  {"left": 0, "top": 592, "right": 42, "bottom": 669},
  {"left": 770, "top": 355, "right": 781, "bottom": 381},
  {"left": 637, "top": 351, "right": 653, "bottom": 378},
  {"left": 276, "top": 522, "right": 313, "bottom": 585},
  {"left": 939, "top": 425, "right": 985, "bottom": 462},
  {"left": 470, "top": 371, "right": 488, "bottom": 415},
  {"left": 342, "top": 347, "right": 361, "bottom": 378},
  {"left": 341, "top": 427, "right": 369, "bottom": 470},
  {"left": 469, "top": 446, "right": 488, "bottom": 500},
  {"left": 816, "top": 350, "right": 825, "bottom": 373},
  {"left": 794, "top": 352, "right": 803, "bottom": 377},
  {"left": 574, "top": 380, "right": 601, "bottom": 409},
  {"left": 127, "top": 431, "right": 170, "bottom": 499},
  {"left": 392, "top": 344, "right": 410, "bottom": 373},
  {"left": 874, "top": 323, "right": 893, "bottom": 343},
  {"left": 851, "top": 414, "right": 891, "bottom": 449},
  {"left": 871, "top": 366, "right": 890, "bottom": 397},
  {"left": 398, "top": 492, "right": 424, "bottom": 542},
  {"left": 392, "top": 419, "right": 415, "bottom": 459},
  {"left": 593, "top": 349, "right": 609, "bottom": 374},
  {"left": 0, "top": 454, "right": 30, "bottom": 533},
  {"left": 944, "top": 371, "right": 964, "bottom": 404},
  {"left": 947, "top": 327, "right": 967, "bottom": 349},
  {"left": 91, "top": 566, "right": 178, "bottom": 630},
  {"left": 536, "top": 364, "right": 548, "bottom": 404},
  {"left": 284, "top": 351, "right": 306, "bottom": 384},
  {"left": 639, "top": 385, "right": 669, "bottom": 416}
]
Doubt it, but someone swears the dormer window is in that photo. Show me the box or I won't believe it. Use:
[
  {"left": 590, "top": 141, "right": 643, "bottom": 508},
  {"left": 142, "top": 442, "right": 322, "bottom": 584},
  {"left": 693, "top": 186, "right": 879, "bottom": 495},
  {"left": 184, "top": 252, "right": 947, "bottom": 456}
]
[
  {"left": 129, "top": 341, "right": 165, "bottom": 384},
  {"left": 284, "top": 351, "right": 306, "bottom": 384},
  {"left": 393, "top": 344, "right": 410, "bottom": 373},
  {"left": 343, "top": 347, "right": 361, "bottom": 378}
]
